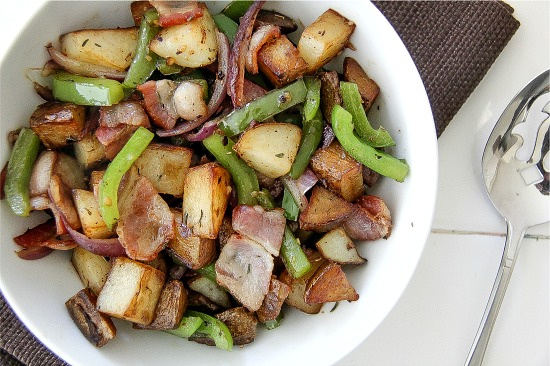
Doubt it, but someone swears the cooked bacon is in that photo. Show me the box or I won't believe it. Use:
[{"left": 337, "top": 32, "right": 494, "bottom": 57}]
[
  {"left": 343, "top": 195, "right": 392, "bottom": 241},
  {"left": 16, "top": 246, "right": 54, "bottom": 260},
  {"left": 13, "top": 219, "right": 77, "bottom": 251},
  {"left": 246, "top": 25, "right": 281, "bottom": 75},
  {"left": 242, "top": 78, "right": 268, "bottom": 105},
  {"left": 232, "top": 205, "right": 286, "bottom": 256},
  {"left": 227, "top": 0, "right": 266, "bottom": 108},
  {"left": 116, "top": 176, "right": 174, "bottom": 261},
  {"left": 95, "top": 124, "right": 138, "bottom": 160},
  {"left": 151, "top": 1, "right": 204, "bottom": 27},
  {"left": 99, "top": 101, "right": 150, "bottom": 128},
  {"left": 137, "top": 79, "right": 179, "bottom": 130},
  {"left": 215, "top": 234, "right": 274, "bottom": 311}
]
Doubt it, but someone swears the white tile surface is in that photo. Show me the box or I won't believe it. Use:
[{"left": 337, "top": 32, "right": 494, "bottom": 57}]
[{"left": 340, "top": 1, "right": 550, "bottom": 365}]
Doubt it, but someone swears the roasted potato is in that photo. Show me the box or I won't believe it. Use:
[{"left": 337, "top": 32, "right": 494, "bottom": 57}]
[
  {"left": 97, "top": 257, "right": 166, "bottom": 325},
  {"left": 65, "top": 288, "right": 116, "bottom": 347},
  {"left": 73, "top": 133, "right": 106, "bottom": 170},
  {"left": 71, "top": 246, "right": 111, "bottom": 296},
  {"left": 134, "top": 279, "right": 187, "bottom": 330},
  {"left": 309, "top": 141, "right": 364, "bottom": 202},
  {"left": 297, "top": 9, "right": 355, "bottom": 73},
  {"left": 304, "top": 261, "right": 359, "bottom": 303},
  {"left": 60, "top": 27, "right": 138, "bottom": 71},
  {"left": 29, "top": 102, "right": 86, "bottom": 149},
  {"left": 256, "top": 277, "right": 291, "bottom": 323},
  {"left": 320, "top": 71, "right": 342, "bottom": 123},
  {"left": 72, "top": 189, "right": 113, "bottom": 239},
  {"left": 343, "top": 57, "right": 380, "bottom": 111},
  {"left": 315, "top": 227, "right": 366, "bottom": 265},
  {"left": 299, "top": 186, "right": 355, "bottom": 232},
  {"left": 134, "top": 143, "right": 193, "bottom": 197},
  {"left": 190, "top": 307, "right": 258, "bottom": 346},
  {"left": 149, "top": 4, "right": 217, "bottom": 68},
  {"left": 234, "top": 123, "right": 302, "bottom": 179},
  {"left": 183, "top": 163, "right": 232, "bottom": 239},
  {"left": 257, "top": 35, "right": 308, "bottom": 88}
]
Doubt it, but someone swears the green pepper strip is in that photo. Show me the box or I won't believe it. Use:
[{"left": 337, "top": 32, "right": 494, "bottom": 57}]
[
  {"left": 4, "top": 128, "right": 41, "bottom": 217},
  {"left": 253, "top": 188, "right": 276, "bottom": 210},
  {"left": 221, "top": 0, "right": 253, "bottom": 22},
  {"left": 288, "top": 108, "right": 323, "bottom": 179},
  {"left": 340, "top": 81, "right": 395, "bottom": 148},
  {"left": 219, "top": 79, "right": 308, "bottom": 137},
  {"left": 282, "top": 188, "right": 299, "bottom": 221},
  {"left": 123, "top": 8, "right": 160, "bottom": 89},
  {"left": 213, "top": 13, "right": 238, "bottom": 44},
  {"left": 264, "top": 314, "right": 283, "bottom": 330},
  {"left": 156, "top": 58, "right": 183, "bottom": 76},
  {"left": 186, "top": 310, "right": 233, "bottom": 351},
  {"left": 98, "top": 127, "right": 154, "bottom": 229},
  {"left": 202, "top": 133, "right": 259, "bottom": 206},
  {"left": 281, "top": 226, "right": 312, "bottom": 279},
  {"left": 52, "top": 72, "right": 125, "bottom": 106},
  {"left": 196, "top": 262, "right": 217, "bottom": 283},
  {"left": 303, "top": 76, "right": 321, "bottom": 122},
  {"left": 331, "top": 105, "right": 409, "bottom": 182},
  {"left": 165, "top": 316, "right": 204, "bottom": 338}
]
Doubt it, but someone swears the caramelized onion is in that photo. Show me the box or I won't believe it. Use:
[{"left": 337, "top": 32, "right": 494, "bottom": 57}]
[
  {"left": 295, "top": 168, "right": 319, "bottom": 195},
  {"left": 246, "top": 24, "right": 281, "bottom": 74}
]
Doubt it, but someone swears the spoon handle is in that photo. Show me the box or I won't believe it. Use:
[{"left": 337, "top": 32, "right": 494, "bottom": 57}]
[{"left": 465, "top": 221, "right": 526, "bottom": 366}]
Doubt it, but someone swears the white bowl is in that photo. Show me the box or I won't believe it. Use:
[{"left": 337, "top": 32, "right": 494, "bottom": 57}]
[{"left": 0, "top": 1, "right": 437, "bottom": 365}]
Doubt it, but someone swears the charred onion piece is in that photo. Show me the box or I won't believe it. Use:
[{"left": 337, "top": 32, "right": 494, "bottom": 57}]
[
  {"left": 227, "top": 0, "right": 265, "bottom": 108},
  {"left": 246, "top": 24, "right": 281, "bottom": 75},
  {"left": 47, "top": 45, "right": 127, "bottom": 81},
  {"left": 157, "top": 30, "right": 230, "bottom": 137}
]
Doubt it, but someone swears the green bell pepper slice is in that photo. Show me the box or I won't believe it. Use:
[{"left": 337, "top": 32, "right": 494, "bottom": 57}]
[
  {"left": 186, "top": 310, "right": 233, "bottom": 351},
  {"left": 98, "top": 126, "right": 154, "bottom": 229},
  {"left": 52, "top": 72, "right": 124, "bottom": 106},
  {"left": 253, "top": 188, "right": 276, "bottom": 210},
  {"left": 218, "top": 79, "right": 308, "bottom": 137},
  {"left": 122, "top": 8, "right": 160, "bottom": 89},
  {"left": 282, "top": 188, "right": 299, "bottom": 221},
  {"left": 221, "top": 0, "right": 253, "bottom": 22},
  {"left": 213, "top": 13, "right": 238, "bottom": 44},
  {"left": 288, "top": 108, "right": 323, "bottom": 179},
  {"left": 303, "top": 76, "right": 321, "bottom": 122},
  {"left": 196, "top": 262, "right": 217, "bottom": 283},
  {"left": 281, "top": 226, "right": 312, "bottom": 279},
  {"left": 331, "top": 105, "right": 409, "bottom": 182},
  {"left": 165, "top": 316, "right": 204, "bottom": 338},
  {"left": 4, "top": 128, "right": 41, "bottom": 217},
  {"left": 202, "top": 133, "right": 259, "bottom": 205},
  {"left": 340, "top": 81, "right": 395, "bottom": 147}
]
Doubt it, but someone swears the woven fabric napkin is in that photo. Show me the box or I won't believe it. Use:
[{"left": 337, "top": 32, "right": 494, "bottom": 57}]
[{"left": 0, "top": 1, "right": 520, "bottom": 365}]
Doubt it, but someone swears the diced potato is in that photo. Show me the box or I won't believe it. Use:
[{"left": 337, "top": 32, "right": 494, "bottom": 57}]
[
  {"left": 72, "top": 189, "right": 113, "bottom": 239},
  {"left": 134, "top": 143, "right": 193, "bottom": 197},
  {"left": 89, "top": 170, "right": 105, "bottom": 197},
  {"left": 256, "top": 277, "right": 291, "bottom": 323},
  {"left": 309, "top": 141, "right": 364, "bottom": 202},
  {"left": 320, "top": 71, "right": 342, "bottom": 123},
  {"left": 304, "top": 261, "right": 359, "bottom": 303},
  {"left": 29, "top": 102, "right": 86, "bottom": 149},
  {"left": 299, "top": 186, "right": 355, "bottom": 232},
  {"left": 279, "top": 250, "right": 325, "bottom": 314},
  {"left": 65, "top": 288, "right": 116, "bottom": 347},
  {"left": 134, "top": 279, "right": 187, "bottom": 330},
  {"left": 315, "top": 227, "right": 366, "bottom": 265},
  {"left": 73, "top": 133, "right": 106, "bottom": 170},
  {"left": 149, "top": 4, "right": 217, "bottom": 68},
  {"left": 343, "top": 57, "right": 379, "bottom": 111},
  {"left": 297, "top": 9, "right": 355, "bottom": 73},
  {"left": 234, "top": 123, "right": 302, "bottom": 179},
  {"left": 60, "top": 27, "right": 138, "bottom": 71},
  {"left": 97, "top": 257, "right": 165, "bottom": 325},
  {"left": 257, "top": 35, "right": 308, "bottom": 88},
  {"left": 187, "top": 276, "right": 231, "bottom": 309},
  {"left": 49, "top": 174, "right": 81, "bottom": 232},
  {"left": 183, "top": 163, "right": 232, "bottom": 239},
  {"left": 71, "top": 246, "right": 111, "bottom": 296},
  {"left": 168, "top": 209, "right": 216, "bottom": 270}
]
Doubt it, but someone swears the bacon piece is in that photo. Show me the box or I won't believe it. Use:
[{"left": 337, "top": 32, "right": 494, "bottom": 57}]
[
  {"left": 137, "top": 79, "right": 179, "bottom": 130},
  {"left": 232, "top": 205, "right": 286, "bottom": 256},
  {"left": 13, "top": 219, "right": 77, "bottom": 252},
  {"left": 16, "top": 246, "right": 54, "bottom": 260},
  {"left": 116, "top": 176, "right": 174, "bottom": 261},
  {"left": 215, "top": 234, "right": 274, "bottom": 311},
  {"left": 151, "top": 1, "right": 204, "bottom": 27},
  {"left": 246, "top": 25, "right": 281, "bottom": 75},
  {"left": 242, "top": 78, "right": 268, "bottom": 105},
  {"left": 343, "top": 195, "right": 392, "bottom": 241}
]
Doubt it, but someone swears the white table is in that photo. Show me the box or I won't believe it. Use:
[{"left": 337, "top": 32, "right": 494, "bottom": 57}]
[{"left": 338, "top": 1, "right": 550, "bottom": 365}]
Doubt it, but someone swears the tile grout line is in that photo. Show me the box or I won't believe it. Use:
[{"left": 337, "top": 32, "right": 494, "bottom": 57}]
[{"left": 430, "top": 228, "right": 550, "bottom": 240}]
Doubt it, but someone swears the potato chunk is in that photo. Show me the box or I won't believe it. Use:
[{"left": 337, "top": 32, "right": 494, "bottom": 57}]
[
  {"left": 183, "top": 163, "right": 232, "bottom": 239},
  {"left": 134, "top": 143, "right": 193, "bottom": 197},
  {"left": 304, "top": 261, "right": 359, "bottom": 303},
  {"left": 299, "top": 186, "right": 355, "bottom": 232},
  {"left": 315, "top": 227, "right": 366, "bottom": 265},
  {"left": 73, "top": 133, "right": 107, "bottom": 170},
  {"left": 257, "top": 35, "right": 308, "bottom": 88},
  {"left": 60, "top": 27, "right": 138, "bottom": 71},
  {"left": 309, "top": 141, "right": 363, "bottom": 202},
  {"left": 297, "top": 9, "right": 355, "bottom": 73},
  {"left": 134, "top": 279, "right": 188, "bottom": 330},
  {"left": 29, "top": 102, "right": 86, "bottom": 149},
  {"left": 234, "top": 123, "right": 302, "bottom": 179},
  {"left": 97, "top": 257, "right": 165, "bottom": 325},
  {"left": 72, "top": 189, "right": 113, "bottom": 239},
  {"left": 71, "top": 246, "right": 111, "bottom": 295},
  {"left": 149, "top": 4, "right": 217, "bottom": 68}
]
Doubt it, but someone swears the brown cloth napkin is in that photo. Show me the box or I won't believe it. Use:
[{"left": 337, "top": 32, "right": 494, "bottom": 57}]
[{"left": 0, "top": 1, "right": 520, "bottom": 365}]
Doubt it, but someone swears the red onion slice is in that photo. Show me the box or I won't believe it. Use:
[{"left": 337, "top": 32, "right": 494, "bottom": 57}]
[
  {"left": 227, "top": 0, "right": 266, "bottom": 108},
  {"left": 47, "top": 45, "right": 127, "bottom": 81},
  {"left": 295, "top": 168, "right": 319, "bottom": 195},
  {"left": 184, "top": 119, "right": 219, "bottom": 141},
  {"left": 280, "top": 175, "right": 308, "bottom": 211},
  {"left": 245, "top": 24, "right": 281, "bottom": 74},
  {"left": 157, "top": 29, "right": 230, "bottom": 138}
]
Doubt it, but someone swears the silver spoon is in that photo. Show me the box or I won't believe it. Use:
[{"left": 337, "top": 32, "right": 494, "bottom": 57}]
[{"left": 465, "top": 69, "right": 549, "bottom": 366}]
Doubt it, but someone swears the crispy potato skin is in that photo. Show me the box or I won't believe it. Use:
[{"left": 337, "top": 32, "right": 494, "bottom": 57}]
[
  {"left": 29, "top": 102, "right": 86, "bottom": 149},
  {"left": 304, "top": 261, "right": 359, "bottom": 304},
  {"left": 299, "top": 186, "right": 355, "bottom": 232},
  {"left": 257, "top": 35, "right": 308, "bottom": 88},
  {"left": 343, "top": 57, "right": 380, "bottom": 111},
  {"left": 134, "top": 279, "right": 187, "bottom": 330}
]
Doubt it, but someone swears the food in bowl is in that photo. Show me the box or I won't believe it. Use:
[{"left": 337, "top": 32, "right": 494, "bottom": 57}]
[{"left": 0, "top": 0, "right": 424, "bottom": 360}]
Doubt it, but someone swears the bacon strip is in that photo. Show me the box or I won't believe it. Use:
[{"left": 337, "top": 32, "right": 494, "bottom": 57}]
[
  {"left": 232, "top": 205, "right": 286, "bottom": 256},
  {"left": 137, "top": 79, "right": 179, "bottom": 130},
  {"left": 151, "top": 1, "right": 204, "bottom": 27}
]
